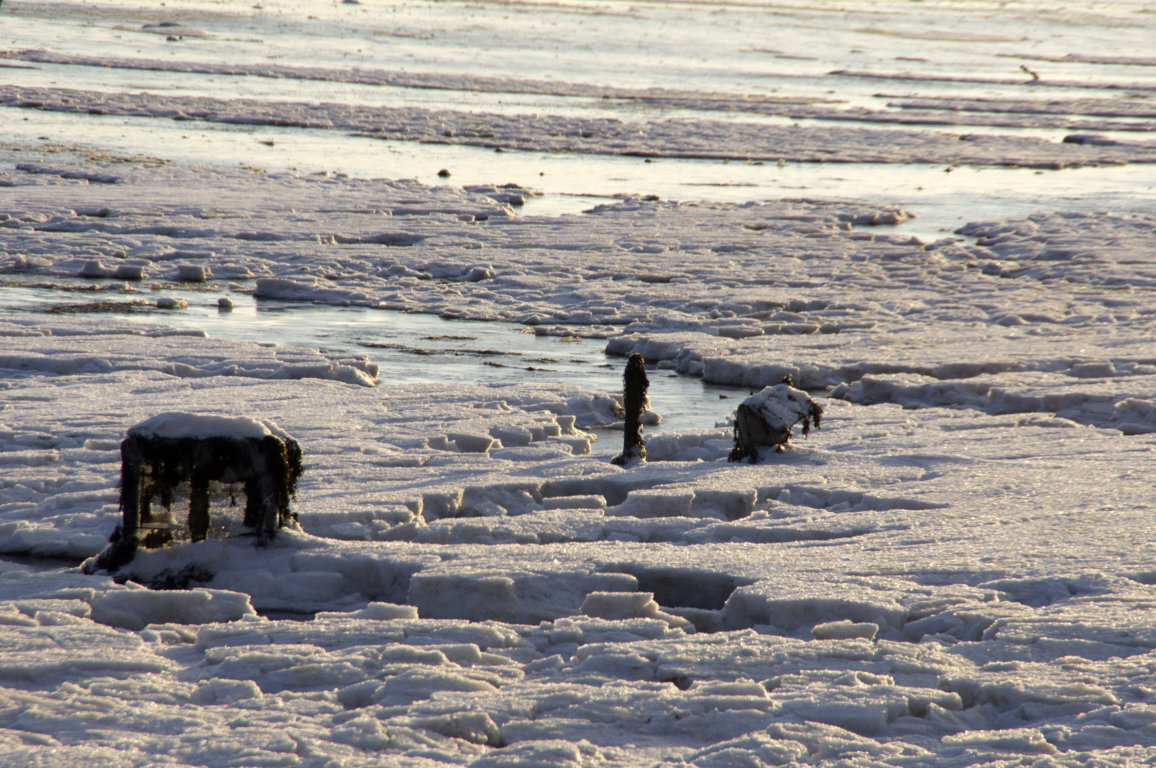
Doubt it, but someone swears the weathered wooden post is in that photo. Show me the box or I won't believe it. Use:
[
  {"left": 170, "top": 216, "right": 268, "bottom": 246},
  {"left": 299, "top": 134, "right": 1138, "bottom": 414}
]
[{"left": 612, "top": 353, "right": 649, "bottom": 466}]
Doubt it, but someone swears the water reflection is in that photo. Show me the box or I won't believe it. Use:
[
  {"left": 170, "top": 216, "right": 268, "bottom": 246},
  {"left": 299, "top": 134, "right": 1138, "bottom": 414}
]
[
  {"left": 7, "top": 110, "right": 1154, "bottom": 246},
  {"left": 2, "top": 281, "right": 747, "bottom": 434}
]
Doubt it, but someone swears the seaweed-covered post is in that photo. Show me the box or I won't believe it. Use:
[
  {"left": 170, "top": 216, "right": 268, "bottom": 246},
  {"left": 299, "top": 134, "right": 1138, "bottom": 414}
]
[
  {"left": 612, "top": 353, "right": 649, "bottom": 466},
  {"left": 85, "top": 413, "right": 303, "bottom": 574},
  {"left": 728, "top": 378, "right": 823, "bottom": 463}
]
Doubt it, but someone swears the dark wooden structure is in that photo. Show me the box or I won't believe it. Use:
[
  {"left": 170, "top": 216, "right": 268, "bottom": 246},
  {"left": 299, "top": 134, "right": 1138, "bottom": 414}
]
[{"left": 87, "top": 414, "right": 302, "bottom": 572}]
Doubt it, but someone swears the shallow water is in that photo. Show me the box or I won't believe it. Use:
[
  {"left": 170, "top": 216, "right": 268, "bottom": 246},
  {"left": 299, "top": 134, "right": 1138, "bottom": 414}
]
[
  {"left": 9, "top": 110, "right": 1155, "bottom": 245},
  {"left": 0, "top": 280, "right": 749, "bottom": 434},
  {"left": 3, "top": 0, "right": 1155, "bottom": 239}
]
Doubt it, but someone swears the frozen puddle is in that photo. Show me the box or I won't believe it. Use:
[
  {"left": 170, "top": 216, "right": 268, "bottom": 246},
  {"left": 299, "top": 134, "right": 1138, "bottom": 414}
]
[{"left": 0, "top": 279, "right": 748, "bottom": 436}]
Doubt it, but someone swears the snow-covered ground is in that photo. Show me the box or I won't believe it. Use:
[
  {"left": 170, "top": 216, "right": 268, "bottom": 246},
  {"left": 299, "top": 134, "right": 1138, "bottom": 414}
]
[{"left": 2, "top": 1, "right": 1156, "bottom": 766}]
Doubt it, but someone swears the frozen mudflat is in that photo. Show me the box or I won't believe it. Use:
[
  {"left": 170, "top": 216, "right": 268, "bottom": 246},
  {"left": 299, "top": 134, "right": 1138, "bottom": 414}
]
[
  {"left": 2, "top": 1, "right": 1156, "bottom": 767},
  {"left": 3, "top": 160, "right": 1155, "bottom": 768}
]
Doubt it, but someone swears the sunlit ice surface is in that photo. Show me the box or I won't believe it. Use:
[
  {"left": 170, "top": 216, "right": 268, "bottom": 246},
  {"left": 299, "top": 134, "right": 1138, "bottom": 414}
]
[
  {"left": 2, "top": 4, "right": 1156, "bottom": 767},
  {"left": 3, "top": 0, "right": 1155, "bottom": 245}
]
